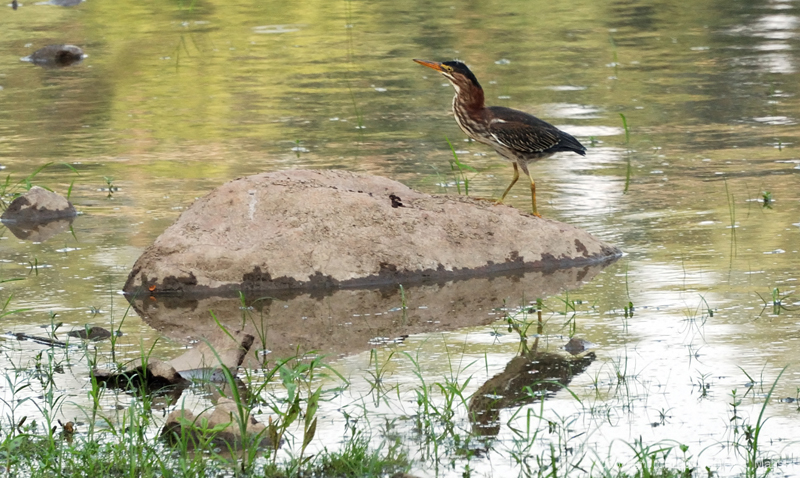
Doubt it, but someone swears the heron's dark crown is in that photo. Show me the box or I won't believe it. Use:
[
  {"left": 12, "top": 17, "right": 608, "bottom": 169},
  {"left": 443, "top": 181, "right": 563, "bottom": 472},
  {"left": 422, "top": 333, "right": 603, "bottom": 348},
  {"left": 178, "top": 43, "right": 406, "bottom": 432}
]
[{"left": 441, "top": 61, "right": 482, "bottom": 90}]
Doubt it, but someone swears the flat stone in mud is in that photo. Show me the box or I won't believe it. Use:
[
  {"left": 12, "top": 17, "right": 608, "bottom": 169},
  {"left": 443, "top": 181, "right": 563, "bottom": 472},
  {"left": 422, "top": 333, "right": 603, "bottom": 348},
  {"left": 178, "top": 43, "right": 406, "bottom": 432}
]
[
  {"left": 1, "top": 186, "right": 77, "bottom": 223},
  {"left": 124, "top": 170, "right": 620, "bottom": 295},
  {"left": 161, "top": 397, "right": 270, "bottom": 449}
]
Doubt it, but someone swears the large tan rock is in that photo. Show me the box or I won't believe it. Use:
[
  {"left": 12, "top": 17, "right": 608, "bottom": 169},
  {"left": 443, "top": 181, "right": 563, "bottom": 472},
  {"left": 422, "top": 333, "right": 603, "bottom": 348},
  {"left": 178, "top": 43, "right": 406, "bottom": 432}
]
[{"left": 123, "top": 170, "right": 620, "bottom": 295}]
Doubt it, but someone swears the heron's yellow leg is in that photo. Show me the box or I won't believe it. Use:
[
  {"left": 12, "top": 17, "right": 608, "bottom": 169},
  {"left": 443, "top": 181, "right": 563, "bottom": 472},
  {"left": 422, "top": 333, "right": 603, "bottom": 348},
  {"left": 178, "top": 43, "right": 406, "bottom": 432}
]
[
  {"left": 529, "top": 176, "right": 541, "bottom": 218},
  {"left": 517, "top": 162, "right": 541, "bottom": 217},
  {"left": 497, "top": 163, "right": 520, "bottom": 203}
]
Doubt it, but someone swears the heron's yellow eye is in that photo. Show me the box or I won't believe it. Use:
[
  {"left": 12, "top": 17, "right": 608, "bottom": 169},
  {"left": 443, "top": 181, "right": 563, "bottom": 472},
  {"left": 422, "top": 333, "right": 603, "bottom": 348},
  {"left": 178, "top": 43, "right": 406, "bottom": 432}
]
[{"left": 442, "top": 65, "right": 453, "bottom": 72}]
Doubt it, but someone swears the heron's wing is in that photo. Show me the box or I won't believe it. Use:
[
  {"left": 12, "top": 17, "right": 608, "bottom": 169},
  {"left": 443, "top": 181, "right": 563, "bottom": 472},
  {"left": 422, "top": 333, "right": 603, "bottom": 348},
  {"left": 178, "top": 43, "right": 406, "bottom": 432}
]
[{"left": 487, "top": 106, "right": 585, "bottom": 155}]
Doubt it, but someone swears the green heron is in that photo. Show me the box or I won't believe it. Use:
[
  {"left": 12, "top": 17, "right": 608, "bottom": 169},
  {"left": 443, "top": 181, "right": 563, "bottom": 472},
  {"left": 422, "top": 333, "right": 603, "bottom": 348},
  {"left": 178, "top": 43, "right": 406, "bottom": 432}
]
[{"left": 414, "top": 59, "right": 586, "bottom": 217}]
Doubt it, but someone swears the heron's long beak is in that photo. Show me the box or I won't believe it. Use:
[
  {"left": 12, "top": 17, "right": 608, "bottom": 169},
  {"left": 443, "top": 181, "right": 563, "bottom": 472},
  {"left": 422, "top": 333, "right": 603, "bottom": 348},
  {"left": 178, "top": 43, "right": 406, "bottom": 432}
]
[{"left": 413, "top": 59, "right": 444, "bottom": 72}]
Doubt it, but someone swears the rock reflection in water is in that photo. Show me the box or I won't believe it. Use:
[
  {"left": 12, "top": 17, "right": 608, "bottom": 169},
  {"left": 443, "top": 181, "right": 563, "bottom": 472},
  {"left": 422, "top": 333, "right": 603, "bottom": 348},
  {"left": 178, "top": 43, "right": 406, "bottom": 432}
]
[
  {"left": 468, "top": 312, "right": 595, "bottom": 437},
  {"left": 2, "top": 217, "right": 74, "bottom": 242},
  {"left": 126, "top": 262, "right": 614, "bottom": 365}
]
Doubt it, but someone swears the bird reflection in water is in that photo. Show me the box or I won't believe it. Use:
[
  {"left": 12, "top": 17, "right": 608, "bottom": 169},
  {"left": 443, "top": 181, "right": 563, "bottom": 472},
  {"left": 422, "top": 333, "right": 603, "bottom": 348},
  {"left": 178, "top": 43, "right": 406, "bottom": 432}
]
[{"left": 468, "top": 307, "right": 595, "bottom": 437}]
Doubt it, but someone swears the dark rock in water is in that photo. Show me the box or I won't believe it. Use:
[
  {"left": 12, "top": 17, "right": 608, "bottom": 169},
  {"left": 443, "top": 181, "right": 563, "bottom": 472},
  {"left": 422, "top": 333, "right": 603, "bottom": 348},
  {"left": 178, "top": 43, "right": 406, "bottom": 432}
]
[
  {"left": 93, "top": 329, "right": 254, "bottom": 393},
  {"left": 23, "top": 44, "right": 84, "bottom": 68},
  {"left": 1, "top": 186, "right": 77, "bottom": 223},
  {"left": 124, "top": 170, "right": 621, "bottom": 296},
  {"left": 564, "top": 337, "right": 592, "bottom": 354},
  {"left": 67, "top": 326, "right": 113, "bottom": 341},
  {"left": 12, "top": 0, "right": 19, "bottom": 9}
]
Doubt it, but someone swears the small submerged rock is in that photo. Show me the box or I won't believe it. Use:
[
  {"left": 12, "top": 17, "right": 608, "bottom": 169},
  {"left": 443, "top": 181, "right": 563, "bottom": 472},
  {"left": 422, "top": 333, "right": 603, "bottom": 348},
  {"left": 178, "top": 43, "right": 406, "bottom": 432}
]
[
  {"left": 564, "top": 336, "right": 593, "bottom": 354},
  {"left": 22, "top": 44, "right": 84, "bottom": 68},
  {"left": 1, "top": 186, "right": 77, "bottom": 223},
  {"left": 66, "top": 326, "right": 113, "bottom": 341}
]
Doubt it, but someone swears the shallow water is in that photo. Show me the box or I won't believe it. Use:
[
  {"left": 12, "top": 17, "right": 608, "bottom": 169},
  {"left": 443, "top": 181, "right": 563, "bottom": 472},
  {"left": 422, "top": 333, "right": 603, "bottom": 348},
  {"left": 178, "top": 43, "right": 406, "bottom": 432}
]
[{"left": 1, "top": 0, "right": 800, "bottom": 475}]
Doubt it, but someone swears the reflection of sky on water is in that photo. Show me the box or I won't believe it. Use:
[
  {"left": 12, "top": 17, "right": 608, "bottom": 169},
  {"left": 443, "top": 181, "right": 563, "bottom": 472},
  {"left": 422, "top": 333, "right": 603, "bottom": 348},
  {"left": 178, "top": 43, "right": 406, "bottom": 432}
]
[
  {"left": 544, "top": 146, "right": 627, "bottom": 226},
  {"left": 753, "top": 115, "right": 796, "bottom": 124},
  {"left": 732, "top": 52, "right": 796, "bottom": 73},
  {"left": 754, "top": 14, "right": 799, "bottom": 33},
  {"left": 728, "top": 12, "right": 799, "bottom": 73},
  {"left": 539, "top": 102, "right": 604, "bottom": 119}
]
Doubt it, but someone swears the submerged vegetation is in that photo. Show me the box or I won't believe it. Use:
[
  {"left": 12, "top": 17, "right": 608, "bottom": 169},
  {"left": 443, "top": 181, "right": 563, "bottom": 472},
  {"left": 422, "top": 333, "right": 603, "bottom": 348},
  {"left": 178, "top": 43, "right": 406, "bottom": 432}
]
[{"left": 0, "top": 287, "right": 795, "bottom": 478}]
